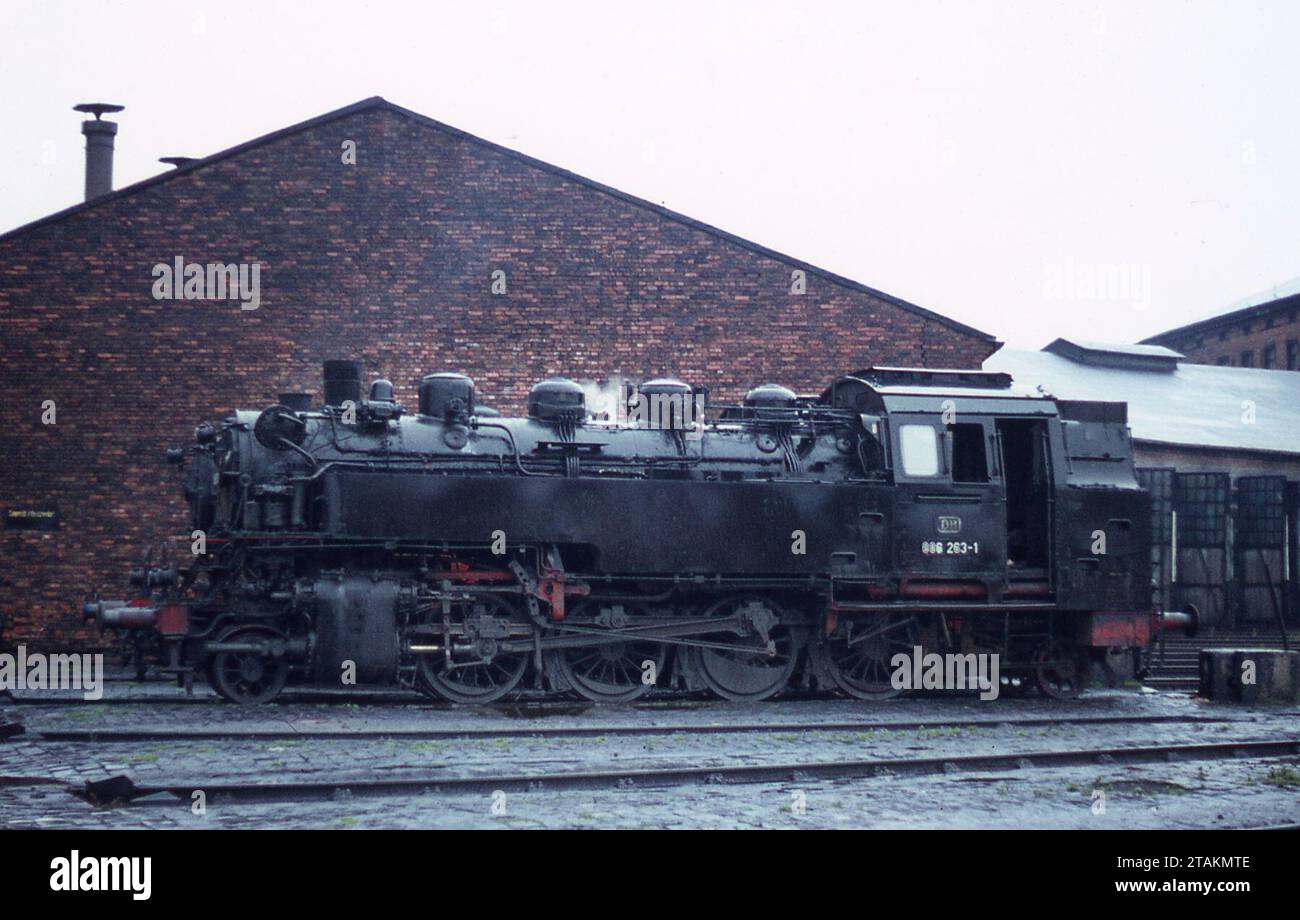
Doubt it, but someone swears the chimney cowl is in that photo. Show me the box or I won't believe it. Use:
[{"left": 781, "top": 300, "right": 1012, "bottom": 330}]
[{"left": 74, "top": 103, "right": 125, "bottom": 119}]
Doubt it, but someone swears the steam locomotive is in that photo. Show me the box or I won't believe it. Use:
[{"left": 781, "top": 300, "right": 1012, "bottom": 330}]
[{"left": 87, "top": 361, "right": 1194, "bottom": 704}]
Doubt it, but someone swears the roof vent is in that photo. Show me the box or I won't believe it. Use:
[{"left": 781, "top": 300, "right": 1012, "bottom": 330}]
[{"left": 1044, "top": 339, "right": 1182, "bottom": 372}]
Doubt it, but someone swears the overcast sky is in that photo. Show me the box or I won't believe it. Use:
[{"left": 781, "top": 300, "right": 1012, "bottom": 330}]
[{"left": 2, "top": 0, "right": 1297, "bottom": 348}]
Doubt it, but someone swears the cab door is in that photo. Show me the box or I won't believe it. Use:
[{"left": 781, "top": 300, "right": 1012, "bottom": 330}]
[
  {"left": 995, "top": 418, "right": 1054, "bottom": 595},
  {"left": 890, "top": 415, "right": 1007, "bottom": 587}
]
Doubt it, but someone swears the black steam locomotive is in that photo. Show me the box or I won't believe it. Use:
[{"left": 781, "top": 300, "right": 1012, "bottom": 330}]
[{"left": 88, "top": 361, "right": 1193, "bottom": 704}]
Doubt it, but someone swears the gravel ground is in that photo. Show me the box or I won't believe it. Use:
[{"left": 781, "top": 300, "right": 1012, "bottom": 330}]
[{"left": 2, "top": 683, "right": 1298, "bottom": 829}]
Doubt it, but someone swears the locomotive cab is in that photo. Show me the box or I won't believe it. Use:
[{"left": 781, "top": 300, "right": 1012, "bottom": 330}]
[{"left": 826, "top": 368, "right": 1147, "bottom": 612}]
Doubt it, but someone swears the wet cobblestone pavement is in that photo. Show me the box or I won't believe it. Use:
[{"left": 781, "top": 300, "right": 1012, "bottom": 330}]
[{"left": 2, "top": 682, "right": 1298, "bottom": 829}]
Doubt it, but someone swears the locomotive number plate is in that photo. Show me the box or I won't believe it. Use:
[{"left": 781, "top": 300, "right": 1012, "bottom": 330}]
[{"left": 921, "top": 541, "right": 980, "bottom": 556}]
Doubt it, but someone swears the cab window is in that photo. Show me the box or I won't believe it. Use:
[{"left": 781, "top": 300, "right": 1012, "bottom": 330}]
[
  {"left": 950, "top": 422, "right": 989, "bottom": 482},
  {"left": 898, "top": 424, "right": 939, "bottom": 476}
]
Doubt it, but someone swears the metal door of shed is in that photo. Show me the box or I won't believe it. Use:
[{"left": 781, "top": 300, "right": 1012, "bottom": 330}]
[
  {"left": 1171, "top": 472, "right": 1229, "bottom": 628},
  {"left": 1137, "top": 467, "right": 1173, "bottom": 612},
  {"left": 1233, "top": 475, "right": 1290, "bottom": 629}
]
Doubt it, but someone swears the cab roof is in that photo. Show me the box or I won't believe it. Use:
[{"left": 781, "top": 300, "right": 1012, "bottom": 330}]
[{"left": 823, "top": 368, "right": 1059, "bottom": 417}]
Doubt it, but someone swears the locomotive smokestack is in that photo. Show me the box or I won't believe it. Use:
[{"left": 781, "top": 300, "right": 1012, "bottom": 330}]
[
  {"left": 74, "top": 103, "right": 125, "bottom": 201},
  {"left": 322, "top": 360, "right": 363, "bottom": 407}
]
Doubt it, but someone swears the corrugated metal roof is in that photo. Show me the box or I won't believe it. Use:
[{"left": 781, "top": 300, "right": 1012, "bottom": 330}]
[{"left": 985, "top": 348, "right": 1300, "bottom": 457}]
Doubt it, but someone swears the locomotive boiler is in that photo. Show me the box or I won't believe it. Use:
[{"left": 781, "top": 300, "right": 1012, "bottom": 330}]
[{"left": 87, "top": 361, "right": 1194, "bottom": 703}]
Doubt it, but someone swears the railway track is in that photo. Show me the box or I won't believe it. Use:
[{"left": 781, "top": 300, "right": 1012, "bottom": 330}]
[
  {"left": 21, "top": 713, "right": 1234, "bottom": 743},
  {"left": 72, "top": 737, "right": 1300, "bottom": 804}
]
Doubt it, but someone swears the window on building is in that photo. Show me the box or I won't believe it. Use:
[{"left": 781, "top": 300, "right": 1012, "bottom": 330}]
[
  {"left": 1216, "top": 356, "right": 1230, "bottom": 366},
  {"left": 899, "top": 424, "right": 940, "bottom": 477},
  {"left": 1288, "top": 339, "right": 1299, "bottom": 371},
  {"left": 1219, "top": 330, "right": 1229, "bottom": 342},
  {"left": 949, "top": 423, "right": 989, "bottom": 483},
  {"left": 1263, "top": 344, "right": 1276, "bottom": 368},
  {"left": 1240, "top": 350, "right": 1254, "bottom": 367}
]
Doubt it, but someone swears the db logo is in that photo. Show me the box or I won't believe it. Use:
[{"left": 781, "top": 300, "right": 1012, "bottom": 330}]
[{"left": 937, "top": 516, "right": 962, "bottom": 534}]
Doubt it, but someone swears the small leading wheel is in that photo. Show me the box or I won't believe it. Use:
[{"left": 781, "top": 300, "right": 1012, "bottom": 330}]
[
  {"left": 549, "top": 603, "right": 666, "bottom": 703},
  {"left": 689, "top": 595, "right": 800, "bottom": 702},
  {"left": 415, "top": 594, "right": 530, "bottom": 705},
  {"left": 208, "top": 627, "right": 289, "bottom": 704},
  {"left": 1033, "top": 641, "right": 1085, "bottom": 700},
  {"left": 812, "top": 613, "right": 919, "bottom": 701}
]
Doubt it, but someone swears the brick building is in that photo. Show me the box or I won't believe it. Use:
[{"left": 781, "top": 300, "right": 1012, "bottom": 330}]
[
  {"left": 0, "top": 97, "right": 999, "bottom": 645},
  {"left": 1141, "top": 283, "right": 1300, "bottom": 370}
]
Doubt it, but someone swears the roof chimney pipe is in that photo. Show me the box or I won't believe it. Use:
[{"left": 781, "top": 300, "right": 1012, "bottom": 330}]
[{"left": 74, "top": 103, "right": 125, "bottom": 201}]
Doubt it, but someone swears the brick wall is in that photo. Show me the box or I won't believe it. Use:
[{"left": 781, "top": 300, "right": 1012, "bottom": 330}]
[{"left": 0, "top": 101, "right": 998, "bottom": 646}]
